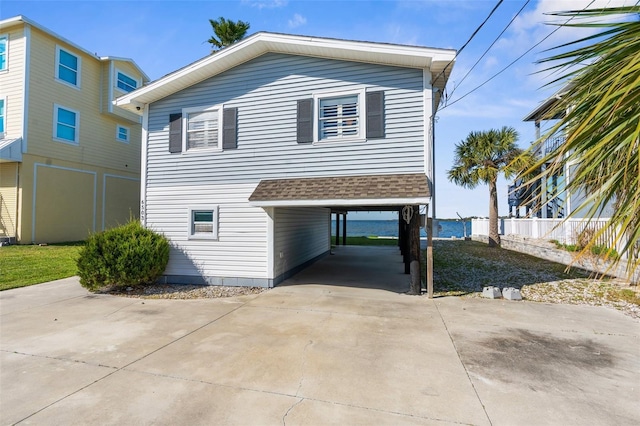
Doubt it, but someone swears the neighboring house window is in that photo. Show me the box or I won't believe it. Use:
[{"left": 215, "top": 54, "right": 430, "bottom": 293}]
[
  {"left": 53, "top": 104, "right": 79, "bottom": 144},
  {"left": 116, "top": 125, "right": 129, "bottom": 142},
  {"left": 318, "top": 94, "right": 360, "bottom": 140},
  {"left": 56, "top": 46, "right": 81, "bottom": 87},
  {"left": 0, "top": 98, "right": 5, "bottom": 137},
  {"left": 183, "top": 106, "right": 222, "bottom": 151},
  {"left": 0, "top": 35, "right": 7, "bottom": 71},
  {"left": 116, "top": 70, "right": 138, "bottom": 93},
  {"left": 189, "top": 207, "right": 218, "bottom": 239}
]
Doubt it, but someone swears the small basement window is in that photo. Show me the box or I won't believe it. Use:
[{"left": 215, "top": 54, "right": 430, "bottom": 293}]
[{"left": 189, "top": 207, "right": 218, "bottom": 239}]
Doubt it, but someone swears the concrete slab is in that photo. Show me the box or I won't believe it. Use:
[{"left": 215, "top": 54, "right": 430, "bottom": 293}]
[
  {"left": 1, "top": 247, "right": 639, "bottom": 425},
  {"left": 0, "top": 351, "right": 114, "bottom": 425},
  {"left": 22, "top": 369, "right": 299, "bottom": 425}
]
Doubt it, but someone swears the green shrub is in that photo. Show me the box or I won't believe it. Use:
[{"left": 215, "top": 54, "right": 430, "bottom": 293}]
[{"left": 77, "top": 220, "right": 169, "bottom": 291}]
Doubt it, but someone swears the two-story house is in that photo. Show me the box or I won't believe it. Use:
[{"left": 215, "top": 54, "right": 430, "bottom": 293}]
[
  {"left": 116, "top": 32, "right": 455, "bottom": 288},
  {"left": 520, "top": 85, "right": 615, "bottom": 220},
  {"left": 0, "top": 16, "right": 149, "bottom": 244}
]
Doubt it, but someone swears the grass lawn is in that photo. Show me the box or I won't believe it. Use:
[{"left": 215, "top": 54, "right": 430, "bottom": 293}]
[
  {"left": 0, "top": 243, "right": 82, "bottom": 291},
  {"left": 332, "top": 236, "right": 398, "bottom": 246}
]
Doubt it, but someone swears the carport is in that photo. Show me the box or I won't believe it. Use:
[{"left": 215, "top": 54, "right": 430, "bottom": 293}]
[{"left": 249, "top": 173, "right": 435, "bottom": 296}]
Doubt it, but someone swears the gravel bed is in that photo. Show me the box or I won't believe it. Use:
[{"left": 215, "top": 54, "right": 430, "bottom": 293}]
[
  {"left": 433, "top": 240, "right": 640, "bottom": 320},
  {"left": 107, "top": 284, "right": 266, "bottom": 299}
]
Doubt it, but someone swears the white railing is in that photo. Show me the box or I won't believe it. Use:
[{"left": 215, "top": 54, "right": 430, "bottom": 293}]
[{"left": 472, "top": 217, "right": 632, "bottom": 259}]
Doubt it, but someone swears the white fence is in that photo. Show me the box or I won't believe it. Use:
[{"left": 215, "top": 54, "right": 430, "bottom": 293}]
[{"left": 472, "top": 217, "right": 634, "bottom": 260}]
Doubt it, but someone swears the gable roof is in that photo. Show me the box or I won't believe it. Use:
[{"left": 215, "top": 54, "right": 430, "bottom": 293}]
[
  {"left": 0, "top": 15, "right": 149, "bottom": 82},
  {"left": 523, "top": 82, "right": 574, "bottom": 122},
  {"left": 115, "top": 32, "right": 456, "bottom": 114}
]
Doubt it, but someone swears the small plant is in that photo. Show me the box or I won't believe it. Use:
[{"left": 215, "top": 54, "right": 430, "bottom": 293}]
[
  {"left": 590, "top": 244, "right": 619, "bottom": 260},
  {"left": 77, "top": 220, "right": 169, "bottom": 291}
]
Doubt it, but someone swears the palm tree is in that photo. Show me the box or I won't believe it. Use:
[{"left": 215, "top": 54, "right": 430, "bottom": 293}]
[
  {"left": 529, "top": 6, "right": 639, "bottom": 277},
  {"left": 208, "top": 17, "right": 250, "bottom": 51},
  {"left": 448, "top": 127, "right": 534, "bottom": 247}
]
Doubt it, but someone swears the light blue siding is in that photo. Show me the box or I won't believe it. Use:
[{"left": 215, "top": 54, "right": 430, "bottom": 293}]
[
  {"left": 146, "top": 53, "right": 425, "bottom": 187},
  {"left": 144, "top": 53, "right": 426, "bottom": 284}
]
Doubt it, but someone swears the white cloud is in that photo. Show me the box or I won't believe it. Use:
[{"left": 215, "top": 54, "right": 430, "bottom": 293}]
[
  {"left": 242, "top": 0, "right": 288, "bottom": 9},
  {"left": 288, "top": 13, "right": 307, "bottom": 28}
]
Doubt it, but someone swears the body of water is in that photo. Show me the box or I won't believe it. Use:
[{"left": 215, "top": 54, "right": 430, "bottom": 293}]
[{"left": 331, "top": 219, "right": 471, "bottom": 238}]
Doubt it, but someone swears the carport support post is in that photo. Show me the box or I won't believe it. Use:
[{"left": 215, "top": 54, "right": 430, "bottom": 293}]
[
  {"left": 426, "top": 217, "right": 434, "bottom": 298},
  {"left": 342, "top": 212, "right": 347, "bottom": 245},
  {"left": 398, "top": 210, "right": 403, "bottom": 253},
  {"left": 403, "top": 219, "right": 410, "bottom": 274},
  {"left": 409, "top": 205, "right": 421, "bottom": 295}
]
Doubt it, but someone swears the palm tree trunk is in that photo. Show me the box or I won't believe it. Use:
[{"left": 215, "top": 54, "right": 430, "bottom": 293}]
[{"left": 488, "top": 179, "right": 501, "bottom": 247}]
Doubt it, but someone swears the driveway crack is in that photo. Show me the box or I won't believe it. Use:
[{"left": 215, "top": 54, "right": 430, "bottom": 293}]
[{"left": 282, "top": 397, "right": 304, "bottom": 426}]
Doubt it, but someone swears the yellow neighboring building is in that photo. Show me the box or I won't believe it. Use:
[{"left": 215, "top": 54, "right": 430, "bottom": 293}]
[{"left": 0, "top": 16, "right": 148, "bottom": 244}]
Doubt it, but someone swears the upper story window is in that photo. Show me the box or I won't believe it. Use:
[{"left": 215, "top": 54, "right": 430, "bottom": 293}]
[
  {"left": 183, "top": 105, "right": 222, "bottom": 151},
  {"left": 0, "top": 98, "right": 5, "bottom": 137},
  {"left": 297, "top": 89, "right": 384, "bottom": 144},
  {"left": 116, "top": 70, "right": 138, "bottom": 93},
  {"left": 53, "top": 104, "right": 79, "bottom": 144},
  {"left": 0, "top": 36, "right": 7, "bottom": 71},
  {"left": 56, "top": 46, "right": 81, "bottom": 88},
  {"left": 318, "top": 95, "right": 359, "bottom": 140},
  {"left": 116, "top": 124, "right": 129, "bottom": 143}
]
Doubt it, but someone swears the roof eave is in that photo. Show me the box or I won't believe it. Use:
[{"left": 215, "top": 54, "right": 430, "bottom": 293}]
[{"left": 116, "top": 32, "right": 456, "bottom": 115}]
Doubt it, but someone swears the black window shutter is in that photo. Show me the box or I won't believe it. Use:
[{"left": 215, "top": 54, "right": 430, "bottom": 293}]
[
  {"left": 222, "top": 107, "right": 238, "bottom": 150},
  {"left": 297, "top": 98, "right": 313, "bottom": 144},
  {"left": 169, "top": 113, "right": 182, "bottom": 153},
  {"left": 366, "top": 91, "right": 384, "bottom": 139}
]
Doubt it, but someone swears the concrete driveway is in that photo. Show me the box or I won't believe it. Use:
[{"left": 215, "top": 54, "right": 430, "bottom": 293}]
[{"left": 1, "top": 246, "right": 639, "bottom": 425}]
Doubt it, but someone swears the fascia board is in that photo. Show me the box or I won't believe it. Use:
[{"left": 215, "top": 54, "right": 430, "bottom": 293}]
[{"left": 249, "top": 196, "right": 432, "bottom": 208}]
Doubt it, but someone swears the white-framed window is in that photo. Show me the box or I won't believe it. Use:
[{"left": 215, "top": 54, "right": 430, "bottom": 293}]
[
  {"left": 314, "top": 89, "right": 365, "bottom": 143},
  {"left": 182, "top": 105, "right": 222, "bottom": 151},
  {"left": 116, "top": 124, "right": 129, "bottom": 143},
  {"left": 53, "top": 104, "right": 79, "bottom": 144},
  {"left": 55, "top": 46, "right": 81, "bottom": 88},
  {"left": 0, "top": 97, "right": 6, "bottom": 138},
  {"left": 0, "top": 35, "right": 8, "bottom": 71},
  {"left": 188, "top": 206, "right": 219, "bottom": 240},
  {"left": 116, "top": 69, "right": 138, "bottom": 93}
]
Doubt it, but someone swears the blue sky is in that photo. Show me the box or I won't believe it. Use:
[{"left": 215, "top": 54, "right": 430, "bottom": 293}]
[{"left": 1, "top": 0, "right": 631, "bottom": 219}]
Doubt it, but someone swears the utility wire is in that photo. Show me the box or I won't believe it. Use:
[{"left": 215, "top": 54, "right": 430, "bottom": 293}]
[
  {"left": 440, "top": 0, "right": 597, "bottom": 110},
  {"left": 447, "top": 0, "right": 531, "bottom": 99},
  {"left": 431, "top": 0, "right": 504, "bottom": 88}
]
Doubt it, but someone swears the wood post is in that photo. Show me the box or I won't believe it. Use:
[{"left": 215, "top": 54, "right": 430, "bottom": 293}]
[
  {"left": 342, "top": 213, "right": 347, "bottom": 245},
  {"left": 403, "top": 219, "right": 410, "bottom": 274},
  {"left": 409, "top": 205, "right": 421, "bottom": 295},
  {"left": 398, "top": 210, "right": 403, "bottom": 252}
]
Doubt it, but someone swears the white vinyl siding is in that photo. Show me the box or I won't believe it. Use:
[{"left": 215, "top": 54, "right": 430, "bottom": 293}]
[
  {"left": 147, "top": 183, "right": 268, "bottom": 279},
  {"left": 0, "top": 35, "right": 7, "bottom": 71},
  {"left": 274, "top": 207, "right": 330, "bottom": 279},
  {"left": 55, "top": 45, "right": 81, "bottom": 88},
  {"left": 53, "top": 104, "right": 79, "bottom": 144},
  {"left": 183, "top": 105, "right": 222, "bottom": 151}
]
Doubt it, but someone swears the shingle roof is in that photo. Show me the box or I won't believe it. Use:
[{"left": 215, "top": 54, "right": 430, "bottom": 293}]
[{"left": 249, "top": 173, "right": 430, "bottom": 203}]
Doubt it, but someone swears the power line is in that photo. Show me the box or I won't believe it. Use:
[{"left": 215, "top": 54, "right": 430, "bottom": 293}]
[
  {"left": 447, "top": 0, "right": 531, "bottom": 100},
  {"left": 440, "top": 0, "right": 597, "bottom": 111},
  {"left": 432, "top": 0, "right": 505, "bottom": 87}
]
